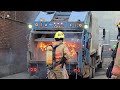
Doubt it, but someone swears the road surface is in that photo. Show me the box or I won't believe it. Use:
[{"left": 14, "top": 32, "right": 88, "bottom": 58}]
[
  {"left": 93, "top": 58, "right": 112, "bottom": 79},
  {"left": 0, "top": 71, "right": 29, "bottom": 79},
  {"left": 0, "top": 58, "right": 112, "bottom": 79}
]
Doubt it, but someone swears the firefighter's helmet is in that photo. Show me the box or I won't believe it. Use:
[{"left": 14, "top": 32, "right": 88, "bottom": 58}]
[
  {"left": 54, "top": 31, "right": 64, "bottom": 39},
  {"left": 117, "top": 22, "right": 120, "bottom": 28}
]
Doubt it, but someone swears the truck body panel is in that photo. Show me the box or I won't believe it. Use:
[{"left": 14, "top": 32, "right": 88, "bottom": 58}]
[{"left": 90, "top": 15, "right": 99, "bottom": 54}]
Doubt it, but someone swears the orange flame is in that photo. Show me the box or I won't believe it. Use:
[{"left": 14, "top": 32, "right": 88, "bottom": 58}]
[
  {"left": 36, "top": 42, "right": 80, "bottom": 57},
  {"left": 64, "top": 42, "right": 80, "bottom": 57},
  {"left": 37, "top": 42, "right": 53, "bottom": 51}
]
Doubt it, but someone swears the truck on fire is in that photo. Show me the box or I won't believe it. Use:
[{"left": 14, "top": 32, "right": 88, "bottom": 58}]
[{"left": 27, "top": 11, "right": 104, "bottom": 79}]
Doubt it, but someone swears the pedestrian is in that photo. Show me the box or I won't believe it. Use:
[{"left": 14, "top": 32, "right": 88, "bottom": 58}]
[{"left": 46, "top": 31, "right": 71, "bottom": 79}]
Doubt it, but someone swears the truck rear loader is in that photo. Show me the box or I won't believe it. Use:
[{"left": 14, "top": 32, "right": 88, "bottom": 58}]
[{"left": 27, "top": 11, "right": 104, "bottom": 79}]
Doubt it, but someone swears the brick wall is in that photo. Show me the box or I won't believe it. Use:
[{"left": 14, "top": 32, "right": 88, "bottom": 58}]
[{"left": 0, "top": 11, "right": 40, "bottom": 77}]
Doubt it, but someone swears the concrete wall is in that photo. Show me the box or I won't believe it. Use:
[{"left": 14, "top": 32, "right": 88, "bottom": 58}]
[{"left": 0, "top": 11, "right": 40, "bottom": 77}]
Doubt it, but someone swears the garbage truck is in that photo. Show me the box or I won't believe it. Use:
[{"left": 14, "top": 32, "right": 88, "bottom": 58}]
[{"left": 27, "top": 11, "right": 104, "bottom": 79}]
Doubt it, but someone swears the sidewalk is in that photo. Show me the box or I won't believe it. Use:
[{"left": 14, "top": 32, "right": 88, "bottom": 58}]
[{"left": 0, "top": 72, "right": 29, "bottom": 79}]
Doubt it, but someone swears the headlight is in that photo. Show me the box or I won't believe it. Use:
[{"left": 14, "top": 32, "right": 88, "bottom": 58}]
[
  {"left": 78, "top": 24, "right": 82, "bottom": 27},
  {"left": 84, "top": 24, "right": 88, "bottom": 29},
  {"left": 28, "top": 24, "right": 33, "bottom": 29}
]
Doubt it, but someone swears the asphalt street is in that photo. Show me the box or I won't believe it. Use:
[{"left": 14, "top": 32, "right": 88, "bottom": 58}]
[{"left": 0, "top": 58, "right": 111, "bottom": 79}]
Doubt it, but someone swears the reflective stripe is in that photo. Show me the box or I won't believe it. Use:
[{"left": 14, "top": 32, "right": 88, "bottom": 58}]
[
  {"left": 112, "top": 66, "right": 120, "bottom": 75},
  {"left": 55, "top": 50, "right": 61, "bottom": 62},
  {"left": 117, "top": 48, "right": 120, "bottom": 54},
  {"left": 53, "top": 43, "right": 70, "bottom": 63},
  {"left": 65, "top": 49, "right": 69, "bottom": 53}
]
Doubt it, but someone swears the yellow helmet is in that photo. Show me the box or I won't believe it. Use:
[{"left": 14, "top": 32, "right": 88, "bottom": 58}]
[
  {"left": 54, "top": 31, "right": 64, "bottom": 39},
  {"left": 117, "top": 22, "right": 120, "bottom": 28}
]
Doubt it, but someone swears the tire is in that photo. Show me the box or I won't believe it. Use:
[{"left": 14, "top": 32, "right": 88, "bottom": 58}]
[
  {"left": 91, "top": 56, "right": 96, "bottom": 78},
  {"left": 89, "top": 66, "right": 95, "bottom": 78},
  {"left": 97, "top": 50, "right": 103, "bottom": 68},
  {"left": 97, "top": 62, "right": 102, "bottom": 68},
  {"left": 92, "top": 67, "right": 95, "bottom": 78},
  {"left": 89, "top": 56, "right": 95, "bottom": 78}
]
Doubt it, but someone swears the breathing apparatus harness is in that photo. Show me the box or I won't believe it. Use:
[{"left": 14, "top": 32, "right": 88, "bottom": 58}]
[{"left": 47, "top": 42, "right": 67, "bottom": 70}]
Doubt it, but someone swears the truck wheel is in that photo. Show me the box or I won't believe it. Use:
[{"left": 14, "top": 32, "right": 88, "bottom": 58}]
[
  {"left": 92, "top": 67, "right": 95, "bottom": 78},
  {"left": 89, "top": 56, "right": 96, "bottom": 78},
  {"left": 89, "top": 66, "right": 95, "bottom": 78},
  {"left": 97, "top": 51, "right": 103, "bottom": 68},
  {"left": 97, "top": 62, "right": 102, "bottom": 68},
  {"left": 91, "top": 56, "right": 96, "bottom": 78},
  {"left": 89, "top": 66, "right": 93, "bottom": 78}
]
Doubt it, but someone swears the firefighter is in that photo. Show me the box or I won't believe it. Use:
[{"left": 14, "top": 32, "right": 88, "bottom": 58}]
[
  {"left": 111, "top": 41, "right": 120, "bottom": 79},
  {"left": 111, "top": 23, "right": 120, "bottom": 79},
  {"left": 46, "top": 31, "right": 71, "bottom": 79}
]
